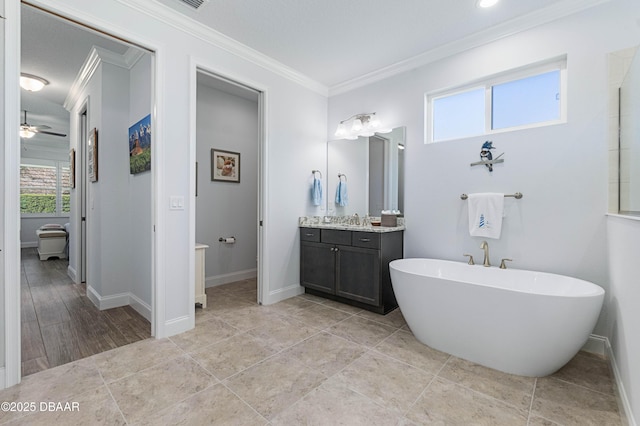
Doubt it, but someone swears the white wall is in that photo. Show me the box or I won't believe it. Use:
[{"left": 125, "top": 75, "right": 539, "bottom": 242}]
[
  {"left": 127, "top": 54, "right": 153, "bottom": 308},
  {"left": 0, "top": 0, "right": 6, "bottom": 373},
  {"left": 195, "top": 82, "right": 258, "bottom": 285},
  {"left": 607, "top": 216, "right": 640, "bottom": 425},
  {"left": 328, "top": 0, "right": 640, "bottom": 421}
]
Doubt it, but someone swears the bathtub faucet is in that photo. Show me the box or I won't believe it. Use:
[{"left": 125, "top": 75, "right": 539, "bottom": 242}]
[{"left": 480, "top": 241, "right": 490, "bottom": 267}]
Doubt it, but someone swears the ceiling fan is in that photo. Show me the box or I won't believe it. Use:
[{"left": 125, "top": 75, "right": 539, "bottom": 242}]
[{"left": 20, "top": 110, "right": 67, "bottom": 138}]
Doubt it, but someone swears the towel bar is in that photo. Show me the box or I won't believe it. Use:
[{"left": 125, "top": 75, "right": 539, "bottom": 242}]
[{"left": 460, "top": 192, "right": 523, "bottom": 200}]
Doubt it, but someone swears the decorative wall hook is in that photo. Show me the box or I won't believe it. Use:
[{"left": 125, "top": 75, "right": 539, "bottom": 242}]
[{"left": 470, "top": 141, "right": 504, "bottom": 171}]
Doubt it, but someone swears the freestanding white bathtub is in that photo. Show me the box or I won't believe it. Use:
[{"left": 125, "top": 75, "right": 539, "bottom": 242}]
[{"left": 389, "top": 258, "right": 605, "bottom": 377}]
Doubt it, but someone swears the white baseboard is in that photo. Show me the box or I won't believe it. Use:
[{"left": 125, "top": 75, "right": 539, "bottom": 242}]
[
  {"left": 600, "top": 336, "right": 638, "bottom": 426},
  {"left": 67, "top": 265, "right": 77, "bottom": 282},
  {"left": 164, "top": 315, "right": 191, "bottom": 337},
  {"left": 260, "top": 283, "right": 304, "bottom": 305},
  {"left": 582, "top": 334, "right": 607, "bottom": 356},
  {"left": 129, "top": 293, "right": 152, "bottom": 322},
  {"left": 205, "top": 268, "right": 257, "bottom": 288},
  {"left": 21, "top": 241, "right": 38, "bottom": 248},
  {"left": 86, "top": 286, "right": 152, "bottom": 322}
]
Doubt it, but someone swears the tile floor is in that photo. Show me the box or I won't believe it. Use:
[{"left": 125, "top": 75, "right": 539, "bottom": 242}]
[{"left": 1, "top": 279, "right": 624, "bottom": 425}]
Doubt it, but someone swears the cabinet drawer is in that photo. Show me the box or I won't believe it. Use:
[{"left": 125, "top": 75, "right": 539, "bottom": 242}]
[
  {"left": 352, "top": 232, "right": 380, "bottom": 249},
  {"left": 300, "top": 228, "right": 320, "bottom": 242},
  {"left": 321, "top": 229, "right": 351, "bottom": 245}
]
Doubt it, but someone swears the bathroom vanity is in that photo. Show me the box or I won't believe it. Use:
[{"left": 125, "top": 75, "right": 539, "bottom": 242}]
[{"left": 299, "top": 220, "right": 403, "bottom": 314}]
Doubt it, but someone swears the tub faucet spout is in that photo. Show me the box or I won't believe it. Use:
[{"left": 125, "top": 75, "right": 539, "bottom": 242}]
[{"left": 480, "top": 241, "right": 490, "bottom": 267}]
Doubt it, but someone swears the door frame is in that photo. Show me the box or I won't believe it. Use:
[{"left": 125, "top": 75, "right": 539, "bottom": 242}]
[
  {"left": 189, "top": 58, "right": 268, "bottom": 319},
  {"left": 3, "top": 1, "right": 163, "bottom": 388}
]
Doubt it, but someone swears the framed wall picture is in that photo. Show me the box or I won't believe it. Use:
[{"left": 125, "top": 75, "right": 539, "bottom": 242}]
[
  {"left": 88, "top": 128, "right": 98, "bottom": 182},
  {"left": 211, "top": 149, "right": 240, "bottom": 183},
  {"left": 129, "top": 114, "right": 152, "bottom": 174},
  {"left": 69, "top": 148, "right": 76, "bottom": 188}
]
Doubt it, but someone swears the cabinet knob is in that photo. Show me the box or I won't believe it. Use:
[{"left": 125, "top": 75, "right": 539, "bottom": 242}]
[
  {"left": 305, "top": 233, "right": 314, "bottom": 237},
  {"left": 360, "top": 238, "right": 371, "bottom": 242}
]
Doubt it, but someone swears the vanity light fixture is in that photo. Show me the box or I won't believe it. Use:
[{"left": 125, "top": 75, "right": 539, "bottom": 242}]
[
  {"left": 477, "top": 0, "right": 499, "bottom": 8},
  {"left": 334, "top": 112, "right": 391, "bottom": 140},
  {"left": 20, "top": 73, "right": 49, "bottom": 92}
]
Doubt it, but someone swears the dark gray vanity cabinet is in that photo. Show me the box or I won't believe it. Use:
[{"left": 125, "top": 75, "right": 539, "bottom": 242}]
[{"left": 300, "top": 227, "right": 403, "bottom": 314}]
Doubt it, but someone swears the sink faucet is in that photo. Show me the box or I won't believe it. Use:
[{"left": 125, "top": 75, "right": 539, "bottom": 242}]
[
  {"left": 351, "top": 213, "right": 360, "bottom": 226},
  {"left": 480, "top": 240, "right": 490, "bottom": 267}
]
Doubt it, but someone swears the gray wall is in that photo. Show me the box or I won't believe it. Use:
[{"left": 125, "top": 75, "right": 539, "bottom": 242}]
[
  {"left": 196, "top": 81, "right": 258, "bottom": 285},
  {"left": 127, "top": 54, "right": 152, "bottom": 306},
  {"left": 67, "top": 51, "right": 153, "bottom": 318}
]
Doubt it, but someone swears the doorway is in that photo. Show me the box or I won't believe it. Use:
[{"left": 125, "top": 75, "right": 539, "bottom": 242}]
[
  {"left": 194, "top": 71, "right": 261, "bottom": 312},
  {"left": 19, "top": 3, "right": 155, "bottom": 375}
]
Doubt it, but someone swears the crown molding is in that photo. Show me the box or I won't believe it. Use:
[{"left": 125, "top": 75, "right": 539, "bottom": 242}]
[
  {"left": 329, "top": 0, "right": 613, "bottom": 96},
  {"left": 115, "top": 0, "right": 329, "bottom": 96},
  {"left": 63, "top": 46, "right": 143, "bottom": 110}
]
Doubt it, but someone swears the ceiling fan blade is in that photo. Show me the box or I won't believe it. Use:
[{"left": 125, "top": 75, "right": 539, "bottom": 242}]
[
  {"left": 35, "top": 129, "right": 67, "bottom": 137},
  {"left": 32, "top": 124, "right": 52, "bottom": 130}
]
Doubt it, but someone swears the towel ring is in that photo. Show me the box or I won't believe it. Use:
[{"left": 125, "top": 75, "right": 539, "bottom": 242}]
[
  {"left": 338, "top": 173, "right": 347, "bottom": 181},
  {"left": 312, "top": 170, "right": 322, "bottom": 178}
]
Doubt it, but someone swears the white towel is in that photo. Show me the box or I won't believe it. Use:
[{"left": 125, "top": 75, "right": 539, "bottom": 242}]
[{"left": 468, "top": 193, "right": 504, "bottom": 239}]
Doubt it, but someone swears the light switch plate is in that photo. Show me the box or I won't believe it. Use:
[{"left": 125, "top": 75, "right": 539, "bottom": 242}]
[{"left": 170, "top": 196, "right": 184, "bottom": 210}]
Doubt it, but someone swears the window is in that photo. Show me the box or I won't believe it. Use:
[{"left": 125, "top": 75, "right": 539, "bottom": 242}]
[
  {"left": 20, "top": 159, "right": 71, "bottom": 216},
  {"left": 427, "top": 58, "right": 566, "bottom": 142}
]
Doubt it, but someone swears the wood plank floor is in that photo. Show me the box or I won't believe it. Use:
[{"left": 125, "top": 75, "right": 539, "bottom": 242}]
[{"left": 21, "top": 248, "right": 151, "bottom": 376}]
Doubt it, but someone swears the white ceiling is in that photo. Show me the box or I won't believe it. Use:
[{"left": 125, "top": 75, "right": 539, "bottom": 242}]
[
  {"left": 20, "top": 0, "right": 607, "bottom": 152},
  {"left": 155, "top": 0, "right": 595, "bottom": 88}
]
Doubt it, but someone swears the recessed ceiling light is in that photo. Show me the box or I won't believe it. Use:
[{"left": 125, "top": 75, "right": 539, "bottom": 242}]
[
  {"left": 20, "top": 73, "right": 49, "bottom": 92},
  {"left": 477, "top": 0, "right": 499, "bottom": 8}
]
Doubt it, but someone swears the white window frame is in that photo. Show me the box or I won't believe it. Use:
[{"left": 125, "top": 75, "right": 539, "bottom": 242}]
[
  {"left": 426, "top": 56, "right": 567, "bottom": 143},
  {"left": 20, "top": 158, "right": 71, "bottom": 218}
]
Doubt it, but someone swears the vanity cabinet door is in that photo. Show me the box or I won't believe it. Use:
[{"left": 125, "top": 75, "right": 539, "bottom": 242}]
[
  {"left": 335, "top": 245, "right": 380, "bottom": 306},
  {"left": 300, "top": 241, "right": 336, "bottom": 294}
]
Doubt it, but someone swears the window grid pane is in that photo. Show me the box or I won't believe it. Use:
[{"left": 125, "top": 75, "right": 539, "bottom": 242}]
[
  {"left": 432, "top": 88, "right": 485, "bottom": 141},
  {"left": 491, "top": 70, "right": 561, "bottom": 130}
]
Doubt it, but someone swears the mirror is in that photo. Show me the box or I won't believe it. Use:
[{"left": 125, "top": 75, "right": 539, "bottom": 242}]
[
  {"left": 619, "top": 49, "right": 640, "bottom": 215},
  {"left": 327, "top": 126, "right": 405, "bottom": 217}
]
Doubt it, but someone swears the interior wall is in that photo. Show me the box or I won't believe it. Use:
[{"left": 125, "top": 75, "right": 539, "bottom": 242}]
[
  {"left": 127, "top": 53, "right": 153, "bottom": 307},
  {"left": 195, "top": 81, "right": 258, "bottom": 286},
  {"left": 328, "top": 0, "right": 640, "bottom": 421},
  {"left": 0, "top": 0, "right": 7, "bottom": 371},
  {"left": 607, "top": 216, "right": 640, "bottom": 424}
]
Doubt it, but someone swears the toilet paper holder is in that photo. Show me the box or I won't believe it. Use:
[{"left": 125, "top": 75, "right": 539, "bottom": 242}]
[{"left": 219, "top": 236, "right": 236, "bottom": 243}]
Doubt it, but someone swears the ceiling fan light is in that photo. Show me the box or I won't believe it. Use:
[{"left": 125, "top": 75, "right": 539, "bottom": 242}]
[
  {"left": 20, "top": 128, "right": 35, "bottom": 138},
  {"left": 20, "top": 73, "right": 49, "bottom": 92}
]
